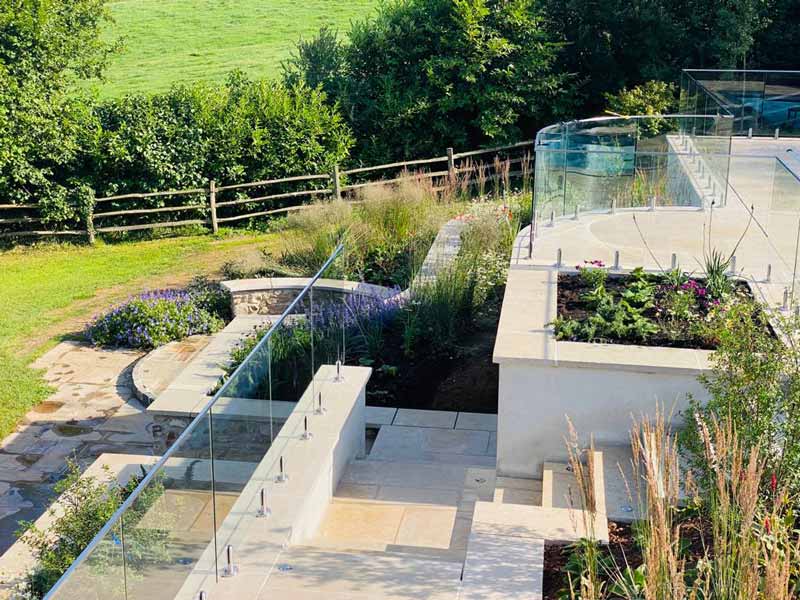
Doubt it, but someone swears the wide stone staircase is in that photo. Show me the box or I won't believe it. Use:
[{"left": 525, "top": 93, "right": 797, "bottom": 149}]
[{"left": 256, "top": 423, "right": 635, "bottom": 600}]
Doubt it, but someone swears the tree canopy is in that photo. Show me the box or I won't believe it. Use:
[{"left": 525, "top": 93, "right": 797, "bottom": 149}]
[{"left": 285, "top": 0, "right": 569, "bottom": 163}]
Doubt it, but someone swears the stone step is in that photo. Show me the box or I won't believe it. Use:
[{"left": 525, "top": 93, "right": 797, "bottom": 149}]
[
  {"left": 541, "top": 461, "right": 576, "bottom": 510},
  {"left": 307, "top": 498, "right": 472, "bottom": 561},
  {"left": 597, "top": 444, "right": 641, "bottom": 523},
  {"left": 492, "top": 476, "right": 543, "bottom": 506},
  {"left": 542, "top": 451, "right": 606, "bottom": 515},
  {"left": 340, "top": 458, "right": 490, "bottom": 491},
  {"left": 461, "top": 532, "right": 544, "bottom": 599},
  {"left": 367, "top": 425, "right": 496, "bottom": 467},
  {"left": 473, "top": 500, "right": 610, "bottom": 544},
  {"left": 258, "top": 546, "right": 464, "bottom": 599}
]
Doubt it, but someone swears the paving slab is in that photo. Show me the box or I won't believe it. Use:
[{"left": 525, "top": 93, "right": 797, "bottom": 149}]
[
  {"left": 460, "top": 532, "right": 544, "bottom": 599},
  {"left": 258, "top": 547, "right": 462, "bottom": 599},
  {"left": 0, "top": 341, "right": 153, "bottom": 556},
  {"left": 472, "top": 501, "right": 609, "bottom": 543},
  {"left": 369, "top": 425, "right": 491, "bottom": 463},
  {"left": 314, "top": 502, "right": 406, "bottom": 548},
  {"left": 365, "top": 406, "right": 397, "bottom": 427},
  {"left": 393, "top": 409, "right": 457, "bottom": 429},
  {"left": 374, "top": 486, "right": 461, "bottom": 506},
  {"left": 341, "top": 460, "right": 469, "bottom": 490},
  {"left": 395, "top": 506, "right": 457, "bottom": 549},
  {"left": 455, "top": 412, "right": 497, "bottom": 431},
  {"left": 0, "top": 456, "right": 47, "bottom": 483},
  {"left": 334, "top": 483, "right": 378, "bottom": 500}
]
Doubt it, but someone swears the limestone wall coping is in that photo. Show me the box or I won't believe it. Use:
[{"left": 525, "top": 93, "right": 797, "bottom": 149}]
[
  {"left": 221, "top": 277, "right": 394, "bottom": 297},
  {"left": 174, "top": 364, "right": 370, "bottom": 600},
  {"left": 494, "top": 229, "right": 714, "bottom": 375}
]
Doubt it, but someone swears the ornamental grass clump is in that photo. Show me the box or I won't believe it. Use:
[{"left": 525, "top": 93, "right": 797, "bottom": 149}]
[
  {"left": 560, "top": 412, "right": 800, "bottom": 600},
  {"left": 263, "top": 177, "right": 455, "bottom": 287},
  {"left": 85, "top": 287, "right": 225, "bottom": 349}
]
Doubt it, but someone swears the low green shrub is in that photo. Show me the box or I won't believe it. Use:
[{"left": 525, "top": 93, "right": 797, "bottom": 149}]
[
  {"left": 680, "top": 302, "right": 800, "bottom": 496},
  {"left": 18, "top": 461, "right": 168, "bottom": 599}
]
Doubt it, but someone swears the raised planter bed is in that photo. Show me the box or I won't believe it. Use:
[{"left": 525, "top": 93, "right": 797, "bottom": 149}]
[{"left": 494, "top": 262, "right": 716, "bottom": 478}]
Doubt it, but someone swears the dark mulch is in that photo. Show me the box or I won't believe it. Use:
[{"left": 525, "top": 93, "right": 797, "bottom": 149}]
[
  {"left": 365, "top": 290, "right": 502, "bottom": 414},
  {"left": 542, "top": 517, "right": 715, "bottom": 599},
  {"left": 543, "top": 522, "right": 642, "bottom": 599}
]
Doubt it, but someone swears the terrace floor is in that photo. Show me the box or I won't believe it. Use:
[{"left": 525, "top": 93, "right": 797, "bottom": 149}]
[
  {"left": 254, "top": 416, "right": 499, "bottom": 599},
  {"left": 525, "top": 152, "right": 800, "bottom": 313}
]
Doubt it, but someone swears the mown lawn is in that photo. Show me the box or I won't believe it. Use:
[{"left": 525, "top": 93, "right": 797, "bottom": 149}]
[
  {"left": 98, "top": 0, "right": 378, "bottom": 97},
  {"left": 0, "top": 231, "right": 277, "bottom": 439}
]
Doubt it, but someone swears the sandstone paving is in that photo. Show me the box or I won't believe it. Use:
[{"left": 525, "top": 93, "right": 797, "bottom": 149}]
[{"left": 0, "top": 340, "right": 154, "bottom": 564}]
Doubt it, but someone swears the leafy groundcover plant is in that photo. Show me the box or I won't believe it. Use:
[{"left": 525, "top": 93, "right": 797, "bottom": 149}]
[
  {"left": 85, "top": 278, "right": 230, "bottom": 349},
  {"left": 550, "top": 262, "right": 757, "bottom": 349}
]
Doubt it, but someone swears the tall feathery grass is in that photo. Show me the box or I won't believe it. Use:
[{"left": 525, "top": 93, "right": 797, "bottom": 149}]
[{"left": 562, "top": 411, "right": 800, "bottom": 600}]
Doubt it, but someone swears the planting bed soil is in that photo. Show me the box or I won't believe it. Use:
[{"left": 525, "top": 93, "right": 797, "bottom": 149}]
[
  {"left": 543, "top": 522, "right": 640, "bottom": 600},
  {"left": 366, "top": 290, "right": 502, "bottom": 414},
  {"left": 543, "top": 517, "right": 711, "bottom": 599},
  {"left": 556, "top": 271, "right": 758, "bottom": 350}
]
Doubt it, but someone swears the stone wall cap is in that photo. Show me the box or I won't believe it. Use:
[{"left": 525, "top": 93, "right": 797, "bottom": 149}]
[{"left": 221, "top": 277, "right": 394, "bottom": 297}]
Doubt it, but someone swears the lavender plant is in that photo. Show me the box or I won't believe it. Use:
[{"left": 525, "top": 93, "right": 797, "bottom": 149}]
[{"left": 85, "top": 287, "right": 227, "bottom": 349}]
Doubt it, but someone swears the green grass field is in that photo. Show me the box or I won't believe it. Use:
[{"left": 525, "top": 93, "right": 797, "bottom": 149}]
[
  {"left": 98, "top": 0, "right": 378, "bottom": 97},
  {"left": 0, "top": 232, "right": 277, "bottom": 439}
]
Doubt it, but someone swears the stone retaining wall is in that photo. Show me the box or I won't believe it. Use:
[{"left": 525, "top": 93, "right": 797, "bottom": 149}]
[{"left": 221, "top": 278, "right": 394, "bottom": 317}]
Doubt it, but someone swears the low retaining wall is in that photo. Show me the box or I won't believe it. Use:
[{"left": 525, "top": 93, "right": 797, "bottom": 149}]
[{"left": 221, "top": 277, "right": 394, "bottom": 317}]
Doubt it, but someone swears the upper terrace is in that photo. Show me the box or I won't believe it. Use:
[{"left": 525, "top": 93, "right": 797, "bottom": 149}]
[{"left": 494, "top": 109, "right": 800, "bottom": 478}]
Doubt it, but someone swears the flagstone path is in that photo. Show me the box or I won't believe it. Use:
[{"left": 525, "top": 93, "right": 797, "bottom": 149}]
[{"left": 0, "top": 342, "right": 152, "bottom": 555}]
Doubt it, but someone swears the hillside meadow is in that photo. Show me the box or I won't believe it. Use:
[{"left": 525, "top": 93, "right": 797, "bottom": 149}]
[{"left": 98, "top": 0, "right": 378, "bottom": 97}]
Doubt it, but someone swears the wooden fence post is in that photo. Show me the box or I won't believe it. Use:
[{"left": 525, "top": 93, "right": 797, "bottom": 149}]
[
  {"left": 86, "top": 212, "right": 95, "bottom": 245},
  {"left": 209, "top": 180, "right": 219, "bottom": 234},
  {"left": 447, "top": 147, "right": 455, "bottom": 180},
  {"left": 333, "top": 165, "right": 342, "bottom": 201}
]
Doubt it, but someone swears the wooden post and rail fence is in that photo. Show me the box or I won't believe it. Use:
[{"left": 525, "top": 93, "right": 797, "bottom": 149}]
[{"left": 0, "top": 140, "right": 535, "bottom": 242}]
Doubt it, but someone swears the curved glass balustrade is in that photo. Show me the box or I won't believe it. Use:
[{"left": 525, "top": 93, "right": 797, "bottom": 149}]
[
  {"left": 532, "top": 114, "right": 800, "bottom": 310},
  {"left": 682, "top": 69, "right": 800, "bottom": 137}
]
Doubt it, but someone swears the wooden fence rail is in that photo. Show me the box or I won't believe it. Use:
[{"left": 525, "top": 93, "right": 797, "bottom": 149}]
[{"left": 0, "top": 140, "right": 534, "bottom": 243}]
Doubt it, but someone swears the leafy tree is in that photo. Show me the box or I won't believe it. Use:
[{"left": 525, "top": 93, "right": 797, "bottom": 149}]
[
  {"left": 604, "top": 80, "right": 677, "bottom": 135},
  {"left": 541, "top": 0, "right": 769, "bottom": 114},
  {"left": 282, "top": 26, "right": 349, "bottom": 104},
  {"left": 286, "top": 0, "right": 569, "bottom": 163},
  {"left": 0, "top": 0, "right": 116, "bottom": 225},
  {"left": 751, "top": 0, "right": 800, "bottom": 69}
]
